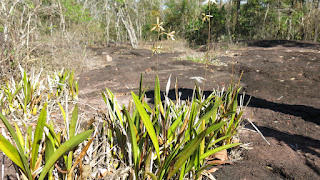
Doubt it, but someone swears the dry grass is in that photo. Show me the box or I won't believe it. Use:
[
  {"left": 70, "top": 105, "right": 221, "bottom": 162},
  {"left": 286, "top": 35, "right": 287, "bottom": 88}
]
[
  {"left": 27, "top": 32, "right": 92, "bottom": 75},
  {"left": 139, "top": 39, "right": 189, "bottom": 53},
  {"left": 139, "top": 40, "right": 247, "bottom": 64},
  {"left": 8, "top": 22, "right": 104, "bottom": 77}
]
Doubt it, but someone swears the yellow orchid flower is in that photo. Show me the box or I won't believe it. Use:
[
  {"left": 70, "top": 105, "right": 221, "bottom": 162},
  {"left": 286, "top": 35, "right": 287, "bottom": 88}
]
[
  {"left": 202, "top": 13, "right": 213, "bottom": 23},
  {"left": 166, "top": 31, "right": 175, "bottom": 40},
  {"left": 151, "top": 17, "right": 165, "bottom": 32}
]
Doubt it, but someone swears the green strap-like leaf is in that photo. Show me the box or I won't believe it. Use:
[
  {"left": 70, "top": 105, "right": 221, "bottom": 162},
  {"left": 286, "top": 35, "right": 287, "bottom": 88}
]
[
  {"left": 45, "top": 135, "right": 55, "bottom": 180},
  {"left": 23, "top": 70, "right": 28, "bottom": 112},
  {"left": 75, "top": 81, "right": 79, "bottom": 96},
  {"left": 0, "top": 113, "right": 32, "bottom": 179},
  {"left": 154, "top": 76, "right": 161, "bottom": 111},
  {"left": 67, "top": 104, "right": 78, "bottom": 170},
  {"left": 179, "top": 162, "right": 186, "bottom": 180},
  {"left": 143, "top": 101, "right": 153, "bottom": 113},
  {"left": 69, "top": 104, "right": 78, "bottom": 139},
  {"left": 123, "top": 108, "right": 140, "bottom": 168},
  {"left": 211, "top": 97, "right": 222, "bottom": 124},
  {"left": 131, "top": 92, "right": 160, "bottom": 162},
  {"left": 167, "top": 113, "right": 183, "bottom": 142},
  {"left": 200, "top": 143, "right": 241, "bottom": 160},
  {"left": 31, "top": 103, "right": 47, "bottom": 169},
  {"left": 158, "top": 143, "right": 182, "bottom": 179},
  {"left": 38, "top": 130, "right": 93, "bottom": 180},
  {"left": 168, "top": 129, "right": 207, "bottom": 179},
  {"left": 57, "top": 102, "right": 66, "bottom": 123},
  {"left": 14, "top": 123, "right": 25, "bottom": 153},
  {"left": 0, "top": 135, "right": 25, "bottom": 171},
  {"left": 44, "top": 123, "right": 61, "bottom": 147},
  {"left": 154, "top": 75, "right": 165, "bottom": 117},
  {"left": 106, "top": 89, "right": 124, "bottom": 125},
  {"left": 199, "top": 101, "right": 221, "bottom": 125},
  {"left": 226, "top": 90, "right": 238, "bottom": 135},
  {"left": 234, "top": 110, "right": 244, "bottom": 128},
  {"left": 45, "top": 134, "right": 55, "bottom": 162},
  {"left": 205, "top": 121, "right": 227, "bottom": 139},
  {"left": 207, "top": 134, "right": 233, "bottom": 150}
]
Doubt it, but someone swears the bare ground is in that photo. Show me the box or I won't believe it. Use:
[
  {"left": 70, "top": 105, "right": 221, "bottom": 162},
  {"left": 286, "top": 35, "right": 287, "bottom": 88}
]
[{"left": 78, "top": 40, "right": 320, "bottom": 179}]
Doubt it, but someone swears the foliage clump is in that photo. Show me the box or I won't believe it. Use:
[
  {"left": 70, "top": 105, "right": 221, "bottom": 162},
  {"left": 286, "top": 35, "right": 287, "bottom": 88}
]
[
  {"left": 185, "top": 4, "right": 227, "bottom": 45},
  {"left": 0, "top": 67, "right": 93, "bottom": 179},
  {"left": 95, "top": 75, "right": 244, "bottom": 179},
  {"left": 0, "top": 68, "right": 245, "bottom": 179}
]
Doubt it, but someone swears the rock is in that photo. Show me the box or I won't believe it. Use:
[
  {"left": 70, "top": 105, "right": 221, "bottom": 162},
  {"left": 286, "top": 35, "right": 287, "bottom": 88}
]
[
  {"left": 106, "top": 55, "right": 112, "bottom": 62},
  {"left": 102, "top": 52, "right": 112, "bottom": 62}
]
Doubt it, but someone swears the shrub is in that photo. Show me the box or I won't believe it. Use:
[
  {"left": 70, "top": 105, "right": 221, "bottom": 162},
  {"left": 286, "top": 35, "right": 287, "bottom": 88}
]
[
  {"left": 95, "top": 74, "right": 244, "bottom": 179},
  {"left": 0, "top": 104, "right": 93, "bottom": 179},
  {"left": 0, "top": 67, "right": 91, "bottom": 179},
  {"left": 186, "top": 4, "right": 227, "bottom": 45},
  {"left": 0, "top": 67, "right": 78, "bottom": 124}
]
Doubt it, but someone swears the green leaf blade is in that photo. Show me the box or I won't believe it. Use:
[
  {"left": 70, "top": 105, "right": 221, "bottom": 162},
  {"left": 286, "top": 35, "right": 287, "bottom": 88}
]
[
  {"left": 31, "top": 103, "right": 47, "bottom": 169},
  {"left": 0, "top": 113, "right": 32, "bottom": 179},
  {"left": 14, "top": 123, "right": 25, "bottom": 153},
  {"left": 123, "top": 108, "right": 140, "bottom": 167},
  {"left": 39, "top": 130, "right": 93, "bottom": 180},
  {"left": 69, "top": 104, "right": 78, "bottom": 139},
  {"left": 0, "top": 135, "right": 25, "bottom": 171},
  {"left": 131, "top": 91, "right": 160, "bottom": 162},
  {"left": 200, "top": 143, "right": 241, "bottom": 160},
  {"left": 168, "top": 129, "right": 207, "bottom": 179}
]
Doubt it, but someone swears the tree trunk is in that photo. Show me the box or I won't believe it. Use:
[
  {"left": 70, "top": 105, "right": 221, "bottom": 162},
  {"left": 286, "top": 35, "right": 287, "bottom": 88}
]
[
  {"left": 56, "top": 0, "right": 66, "bottom": 32},
  {"left": 232, "top": 0, "right": 241, "bottom": 41},
  {"left": 115, "top": 17, "right": 121, "bottom": 45},
  {"left": 314, "top": 7, "right": 319, "bottom": 41},
  {"left": 262, "top": 4, "right": 270, "bottom": 39},
  {"left": 103, "top": 0, "right": 110, "bottom": 46},
  {"left": 117, "top": 6, "right": 139, "bottom": 48}
]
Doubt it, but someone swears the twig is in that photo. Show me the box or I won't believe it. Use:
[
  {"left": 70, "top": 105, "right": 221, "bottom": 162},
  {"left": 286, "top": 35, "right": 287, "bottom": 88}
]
[
  {"left": 55, "top": 163, "right": 68, "bottom": 174},
  {"left": 245, "top": 117, "right": 270, "bottom": 145},
  {"left": 68, "top": 100, "right": 99, "bottom": 111}
]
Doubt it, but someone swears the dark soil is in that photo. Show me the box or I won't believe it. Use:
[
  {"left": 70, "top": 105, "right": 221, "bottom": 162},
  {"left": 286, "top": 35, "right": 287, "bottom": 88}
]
[{"left": 77, "top": 40, "right": 320, "bottom": 179}]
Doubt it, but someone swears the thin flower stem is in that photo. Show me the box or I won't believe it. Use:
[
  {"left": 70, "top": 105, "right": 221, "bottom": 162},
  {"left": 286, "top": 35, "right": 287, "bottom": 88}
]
[
  {"left": 157, "top": 30, "right": 159, "bottom": 75},
  {"left": 203, "top": 1, "right": 212, "bottom": 94}
]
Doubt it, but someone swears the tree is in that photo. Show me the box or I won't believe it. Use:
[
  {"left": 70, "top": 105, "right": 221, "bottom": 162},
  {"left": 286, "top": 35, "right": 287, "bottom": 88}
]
[{"left": 114, "top": 1, "right": 139, "bottom": 48}]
